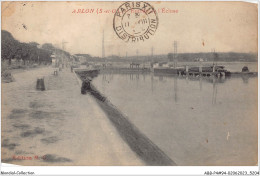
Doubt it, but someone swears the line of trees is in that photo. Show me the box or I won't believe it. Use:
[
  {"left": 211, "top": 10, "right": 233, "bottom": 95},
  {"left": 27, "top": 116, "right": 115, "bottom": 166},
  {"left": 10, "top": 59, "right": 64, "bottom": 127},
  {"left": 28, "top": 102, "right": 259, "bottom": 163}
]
[{"left": 1, "top": 30, "right": 54, "bottom": 66}]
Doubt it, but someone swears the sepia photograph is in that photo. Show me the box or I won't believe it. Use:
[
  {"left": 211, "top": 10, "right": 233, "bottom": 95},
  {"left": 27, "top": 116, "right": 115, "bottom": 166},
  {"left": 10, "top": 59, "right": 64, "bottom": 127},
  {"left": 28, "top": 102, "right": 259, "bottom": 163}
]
[{"left": 1, "top": 0, "right": 258, "bottom": 171}]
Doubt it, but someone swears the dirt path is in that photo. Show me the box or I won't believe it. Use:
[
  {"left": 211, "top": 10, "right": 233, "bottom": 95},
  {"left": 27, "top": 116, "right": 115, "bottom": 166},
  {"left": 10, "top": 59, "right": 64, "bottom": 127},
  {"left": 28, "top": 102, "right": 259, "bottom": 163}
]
[{"left": 1, "top": 66, "right": 144, "bottom": 166}]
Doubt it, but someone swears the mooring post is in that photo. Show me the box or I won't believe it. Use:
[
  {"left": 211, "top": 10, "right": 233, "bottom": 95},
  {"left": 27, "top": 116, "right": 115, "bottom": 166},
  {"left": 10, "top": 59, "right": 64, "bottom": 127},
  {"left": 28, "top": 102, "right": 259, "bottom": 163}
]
[{"left": 36, "top": 77, "right": 45, "bottom": 91}]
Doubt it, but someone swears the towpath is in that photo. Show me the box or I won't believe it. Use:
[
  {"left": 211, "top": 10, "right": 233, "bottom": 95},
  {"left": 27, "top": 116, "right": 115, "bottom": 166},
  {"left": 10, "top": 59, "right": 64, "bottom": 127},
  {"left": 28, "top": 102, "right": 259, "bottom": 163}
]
[{"left": 1, "top": 66, "right": 144, "bottom": 166}]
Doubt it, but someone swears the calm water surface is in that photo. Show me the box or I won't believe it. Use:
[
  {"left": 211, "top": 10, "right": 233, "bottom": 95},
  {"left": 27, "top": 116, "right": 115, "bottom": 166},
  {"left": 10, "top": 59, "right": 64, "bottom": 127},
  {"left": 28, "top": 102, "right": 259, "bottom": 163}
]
[{"left": 92, "top": 63, "right": 258, "bottom": 166}]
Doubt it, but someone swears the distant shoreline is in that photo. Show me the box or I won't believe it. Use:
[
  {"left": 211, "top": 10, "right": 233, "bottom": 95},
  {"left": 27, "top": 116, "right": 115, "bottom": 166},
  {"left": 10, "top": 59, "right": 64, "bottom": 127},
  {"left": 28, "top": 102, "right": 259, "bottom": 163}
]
[{"left": 75, "top": 52, "right": 258, "bottom": 63}]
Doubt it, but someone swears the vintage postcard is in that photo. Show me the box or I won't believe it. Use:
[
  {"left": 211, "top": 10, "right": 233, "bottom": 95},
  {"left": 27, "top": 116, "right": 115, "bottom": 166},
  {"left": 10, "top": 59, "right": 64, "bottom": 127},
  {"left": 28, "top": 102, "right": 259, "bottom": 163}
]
[{"left": 1, "top": 0, "right": 258, "bottom": 169}]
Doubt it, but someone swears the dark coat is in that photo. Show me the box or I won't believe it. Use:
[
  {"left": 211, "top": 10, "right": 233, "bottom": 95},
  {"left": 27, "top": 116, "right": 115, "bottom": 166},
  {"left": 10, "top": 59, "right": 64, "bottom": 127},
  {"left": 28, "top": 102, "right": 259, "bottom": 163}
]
[{"left": 81, "top": 80, "right": 91, "bottom": 94}]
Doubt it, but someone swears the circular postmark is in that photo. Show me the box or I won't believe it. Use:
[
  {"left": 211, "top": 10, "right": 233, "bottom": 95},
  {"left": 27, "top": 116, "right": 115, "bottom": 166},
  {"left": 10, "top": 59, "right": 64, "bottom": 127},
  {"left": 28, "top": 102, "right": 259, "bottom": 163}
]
[{"left": 113, "top": 1, "right": 158, "bottom": 42}]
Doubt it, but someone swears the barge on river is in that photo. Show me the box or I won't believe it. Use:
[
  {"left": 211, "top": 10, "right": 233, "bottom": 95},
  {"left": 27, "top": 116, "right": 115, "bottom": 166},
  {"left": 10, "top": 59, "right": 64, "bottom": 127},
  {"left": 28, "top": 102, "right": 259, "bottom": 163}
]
[{"left": 154, "top": 65, "right": 231, "bottom": 77}]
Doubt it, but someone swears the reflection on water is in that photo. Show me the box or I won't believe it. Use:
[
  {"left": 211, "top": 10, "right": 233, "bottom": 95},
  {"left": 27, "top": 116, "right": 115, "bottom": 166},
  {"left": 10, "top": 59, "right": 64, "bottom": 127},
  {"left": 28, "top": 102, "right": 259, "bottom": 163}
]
[
  {"left": 98, "top": 72, "right": 255, "bottom": 105},
  {"left": 93, "top": 69, "right": 257, "bottom": 166}
]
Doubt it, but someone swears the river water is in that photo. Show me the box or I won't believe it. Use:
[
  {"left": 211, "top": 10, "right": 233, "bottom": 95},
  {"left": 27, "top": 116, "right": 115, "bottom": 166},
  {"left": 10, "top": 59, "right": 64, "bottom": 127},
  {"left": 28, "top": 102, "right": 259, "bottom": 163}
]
[{"left": 92, "top": 62, "right": 258, "bottom": 166}]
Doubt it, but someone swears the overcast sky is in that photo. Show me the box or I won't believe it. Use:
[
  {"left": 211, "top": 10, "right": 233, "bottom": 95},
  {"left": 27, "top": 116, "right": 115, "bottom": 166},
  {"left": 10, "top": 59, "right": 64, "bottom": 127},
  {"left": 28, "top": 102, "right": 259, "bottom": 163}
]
[{"left": 2, "top": 1, "right": 258, "bottom": 57}]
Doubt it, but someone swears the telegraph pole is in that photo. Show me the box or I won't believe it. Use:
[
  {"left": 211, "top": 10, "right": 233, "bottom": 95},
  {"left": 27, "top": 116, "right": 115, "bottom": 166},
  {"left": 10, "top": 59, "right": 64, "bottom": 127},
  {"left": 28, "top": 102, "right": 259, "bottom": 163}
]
[
  {"left": 102, "top": 30, "right": 106, "bottom": 67},
  {"left": 102, "top": 30, "right": 105, "bottom": 58},
  {"left": 173, "top": 41, "right": 178, "bottom": 59},
  {"left": 61, "top": 40, "right": 68, "bottom": 67},
  {"left": 211, "top": 48, "right": 216, "bottom": 65},
  {"left": 173, "top": 41, "right": 178, "bottom": 68},
  {"left": 62, "top": 41, "right": 68, "bottom": 51}
]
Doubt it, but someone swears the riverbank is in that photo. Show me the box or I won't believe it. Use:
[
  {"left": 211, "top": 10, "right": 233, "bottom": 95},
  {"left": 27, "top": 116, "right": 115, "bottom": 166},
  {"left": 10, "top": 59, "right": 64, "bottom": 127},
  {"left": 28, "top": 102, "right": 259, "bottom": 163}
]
[
  {"left": 74, "top": 69, "right": 176, "bottom": 165},
  {"left": 1, "top": 66, "right": 144, "bottom": 166},
  {"left": 76, "top": 70, "right": 175, "bottom": 165}
]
